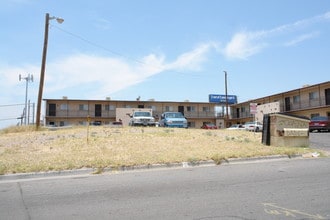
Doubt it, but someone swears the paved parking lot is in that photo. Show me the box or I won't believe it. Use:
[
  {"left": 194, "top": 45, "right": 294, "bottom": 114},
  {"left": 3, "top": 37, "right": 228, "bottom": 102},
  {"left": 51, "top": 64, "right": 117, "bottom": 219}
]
[{"left": 309, "top": 132, "right": 330, "bottom": 155}]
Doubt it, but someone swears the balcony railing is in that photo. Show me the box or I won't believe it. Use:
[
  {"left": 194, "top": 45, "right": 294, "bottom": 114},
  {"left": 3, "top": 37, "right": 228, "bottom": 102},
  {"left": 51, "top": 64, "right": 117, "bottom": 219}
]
[
  {"left": 46, "top": 110, "right": 117, "bottom": 118},
  {"left": 231, "top": 99, "right": 328, "bottom": 119},
  {"left": 46, "top": 110, "right": 223, "bottom": 119}
]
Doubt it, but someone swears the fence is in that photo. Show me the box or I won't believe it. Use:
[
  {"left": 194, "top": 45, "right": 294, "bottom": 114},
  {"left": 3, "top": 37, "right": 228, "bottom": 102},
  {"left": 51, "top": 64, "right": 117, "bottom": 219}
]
[{"left": 0, "top": 103, "right": 35, "bottom": 128}]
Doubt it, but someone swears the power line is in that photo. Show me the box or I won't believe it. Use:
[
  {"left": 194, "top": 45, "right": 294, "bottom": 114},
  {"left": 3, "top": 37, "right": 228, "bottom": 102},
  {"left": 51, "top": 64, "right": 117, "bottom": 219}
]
[
  {"left": 51, "top": 24, "right": 209, "bottom": 78},
  {"left": 0, "top": 103, "right": 25, "bottom": 107},
  {"left": 0, "top": 117, "right": 22, "bottom": 122},
  {"left": 0, "top": 103, "right": 34, "bottom": 124},
  {"left": 52, "top": 25, "right": 139, "bottom": 61}
]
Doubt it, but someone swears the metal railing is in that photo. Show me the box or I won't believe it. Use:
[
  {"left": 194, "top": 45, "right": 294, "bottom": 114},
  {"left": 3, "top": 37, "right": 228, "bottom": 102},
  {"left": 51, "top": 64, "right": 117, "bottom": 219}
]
[
  {"left": 46, "top": 110, "right": 224, "bottom": 119},
  {"left": 231, "top": 99, "right": 328, "bottom": 119},
  {"left": 47, "top": 110, "right": 117, "bottom": 118}
]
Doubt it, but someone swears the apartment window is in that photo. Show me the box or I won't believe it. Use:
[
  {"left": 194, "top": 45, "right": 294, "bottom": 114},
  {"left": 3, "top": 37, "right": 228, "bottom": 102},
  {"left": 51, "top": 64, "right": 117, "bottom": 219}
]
[
  {"left": 309, "top": 92, "right": 319, "bottom": 100},
  {"left": 202, "top": 106, "right": 210, "bottom": 112},
  {"left": 187, "top": 106, "right": 196, "bottom": 112},
  {"left": 310, "top": 113, "right": 319, "bottom": 118},
  {"left": 293, "top": 95, "right": 300, "bottom": 103},
  {"left": 241, "top": 107, "right": 246, "bottom": 112},
  {"left": 105, "top": 105, "right": 109, "bottom": 111},
  {"left": 60, "top": 104, "right": 68, "bottom": 110},
  {"left": 105, "top": 104, "right": 115, "bottom": 111},
  {"left": 165, "top": 106, "right": 174, "bottom": 112},
  {"left": 147, "top": 105, "right": 156, "bottom": 111},
  {"left": 79, "top": 104, "right": 88, "bottom": 111}
]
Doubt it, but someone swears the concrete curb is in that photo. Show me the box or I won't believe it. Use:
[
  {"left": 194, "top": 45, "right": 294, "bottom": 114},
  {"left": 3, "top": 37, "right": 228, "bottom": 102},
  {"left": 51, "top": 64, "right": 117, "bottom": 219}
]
[{"left": 0, "top": 155, "right": 302, "bottom": 182}]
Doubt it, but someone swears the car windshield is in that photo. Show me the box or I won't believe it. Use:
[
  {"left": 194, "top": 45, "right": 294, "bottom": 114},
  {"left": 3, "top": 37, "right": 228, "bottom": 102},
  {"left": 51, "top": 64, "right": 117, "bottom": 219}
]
[
  {"left": 245, "top": 122, "right": 261, "bottom": 125},
  {"left": 166, "top": 113, "right": 184, "bottom": 118},
  {"left": 134, "top": 112, "right": 151, "bottom": 117},
  {"left": 311, "top": 116, "right": 329, "bottom": 121}
]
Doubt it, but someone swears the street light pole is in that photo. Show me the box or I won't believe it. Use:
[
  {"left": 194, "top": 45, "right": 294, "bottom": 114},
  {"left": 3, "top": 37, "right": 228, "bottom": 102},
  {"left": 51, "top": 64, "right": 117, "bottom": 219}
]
[
  {"left": 36, "top": 13, "right": 64, "bottom": 129},
  {"left": 224, "top": 71, "right": 229, "bottom": 127}
]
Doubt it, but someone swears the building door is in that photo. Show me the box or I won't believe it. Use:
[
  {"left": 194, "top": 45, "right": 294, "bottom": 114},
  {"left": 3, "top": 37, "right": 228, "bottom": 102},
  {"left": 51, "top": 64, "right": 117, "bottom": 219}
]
[
  {"left": 325, "top": 88, "right": 330, "bottom": 105},
  {"left": 285, "top": 97, "right": 291, "bottom": 111},
  {"left": 95, "top": 104, "right": 102, "bottom": 117},
  {"left": 49, "top": 103, "right": 56, "bottom": 116},
  {"left": 178, "top": 106, "right": 184, "bottom": 115},
  {"left": 236, "top": 108, "right": 240, "bottom": 118}
]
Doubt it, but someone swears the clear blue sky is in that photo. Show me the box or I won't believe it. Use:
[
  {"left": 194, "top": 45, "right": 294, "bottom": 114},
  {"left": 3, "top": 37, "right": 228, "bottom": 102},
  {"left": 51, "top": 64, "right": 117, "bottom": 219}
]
[{"left": 1, "top": 0, "right": 329, "bottom": 127}]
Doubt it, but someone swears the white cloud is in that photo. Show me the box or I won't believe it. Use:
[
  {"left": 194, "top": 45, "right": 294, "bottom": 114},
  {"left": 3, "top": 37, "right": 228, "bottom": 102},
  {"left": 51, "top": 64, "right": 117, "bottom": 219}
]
[
  {"left": 94, "top": 18, "right": 111, "bottom": 30},
  {"left": 223, "top": 31, "right": 267, "bottom": 60},
  {"left": 166, "top": 43, "right": 216, "bottom": 71},
  {"left": 223, "top": 11, "right": 330, "bottom": 60},
  {"left": 0, "top": 43, "right": 215, "bottom": 102},
  {"left": 284, "top": 32, "right": 320, "bottom": 47}
]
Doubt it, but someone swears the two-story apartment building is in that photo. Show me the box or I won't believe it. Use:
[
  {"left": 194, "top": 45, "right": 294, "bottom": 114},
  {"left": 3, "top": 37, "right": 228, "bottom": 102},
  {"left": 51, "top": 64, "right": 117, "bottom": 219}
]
[
  {"left": 229, "top": 81, "right": 330, "bottom": 125},
  {"left": 43, "top": 98, "right": 226, "bottom": 128},
  {"left": 43, "top": 81, "right": 329, "bottom": 128}
]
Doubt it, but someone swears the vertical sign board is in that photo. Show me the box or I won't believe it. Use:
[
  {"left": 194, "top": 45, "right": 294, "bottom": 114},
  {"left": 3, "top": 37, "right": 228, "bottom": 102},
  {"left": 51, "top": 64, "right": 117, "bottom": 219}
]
[
  {"left": 262, "top": 114, "right": 270, "bottom": 145},
  {"left": 250, "top": 103, "right": 257, "bottom": 115}
]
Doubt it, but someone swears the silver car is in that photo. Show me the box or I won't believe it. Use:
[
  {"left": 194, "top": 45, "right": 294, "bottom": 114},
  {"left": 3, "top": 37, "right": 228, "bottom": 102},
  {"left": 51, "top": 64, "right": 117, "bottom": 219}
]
[
  {"left": 244, "top": 121, "right": 263, "bottom": 132},
  {"left": 227, "top": 124, "right": 245, "bottom": 130}
]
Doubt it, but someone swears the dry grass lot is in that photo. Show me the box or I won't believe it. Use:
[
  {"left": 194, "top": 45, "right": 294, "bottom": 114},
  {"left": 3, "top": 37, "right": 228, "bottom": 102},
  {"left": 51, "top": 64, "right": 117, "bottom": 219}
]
[{"left": 0, "top": 125, "right": 315, "bottom": 175}]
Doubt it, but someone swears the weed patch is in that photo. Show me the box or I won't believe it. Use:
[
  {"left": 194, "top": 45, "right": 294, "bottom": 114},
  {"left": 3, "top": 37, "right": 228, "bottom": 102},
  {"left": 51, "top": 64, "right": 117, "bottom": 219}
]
[{"left": 0, "top": 126, "right": 315, "bottom": 174}]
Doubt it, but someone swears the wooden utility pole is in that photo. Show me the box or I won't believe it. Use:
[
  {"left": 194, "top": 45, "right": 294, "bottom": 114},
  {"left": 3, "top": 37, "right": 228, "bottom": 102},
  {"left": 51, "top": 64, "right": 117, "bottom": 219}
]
[
  {"left": 36, "top": 13, "right": 64, "bottom": 129},
  {"left": 36, "top": 13, "right": 50, "bottom": 129}
]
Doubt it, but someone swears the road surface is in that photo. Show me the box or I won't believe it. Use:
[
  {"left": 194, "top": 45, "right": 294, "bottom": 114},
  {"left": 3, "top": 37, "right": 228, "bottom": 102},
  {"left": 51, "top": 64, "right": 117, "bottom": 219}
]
[{"left": 1, "top": 158, "right": 329, "bottom": 220}]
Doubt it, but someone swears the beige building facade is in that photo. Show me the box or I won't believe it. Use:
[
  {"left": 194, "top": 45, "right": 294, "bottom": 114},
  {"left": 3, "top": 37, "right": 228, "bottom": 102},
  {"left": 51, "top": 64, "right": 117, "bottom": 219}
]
[
  {"left": 43, "top": 98, "right": 225, "bottom": 128},
  {"left": 229, "top": 81, "right": 330, "bottom": 125},
  {"left": 43, "top": 81, "right": 329, "bottom": 128}
]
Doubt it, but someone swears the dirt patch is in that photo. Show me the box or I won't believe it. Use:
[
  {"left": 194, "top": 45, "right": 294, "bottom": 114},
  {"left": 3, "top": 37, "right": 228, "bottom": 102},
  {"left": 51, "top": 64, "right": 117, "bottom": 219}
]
[{"left": 0, "top": 126, "right": 315, "bottom": 174}]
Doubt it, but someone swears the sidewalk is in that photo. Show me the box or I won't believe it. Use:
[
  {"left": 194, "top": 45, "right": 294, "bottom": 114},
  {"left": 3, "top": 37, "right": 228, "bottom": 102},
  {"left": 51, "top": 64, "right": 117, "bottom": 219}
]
[{"left": 0, "top": 154, "right": 305, "bottom": 182}]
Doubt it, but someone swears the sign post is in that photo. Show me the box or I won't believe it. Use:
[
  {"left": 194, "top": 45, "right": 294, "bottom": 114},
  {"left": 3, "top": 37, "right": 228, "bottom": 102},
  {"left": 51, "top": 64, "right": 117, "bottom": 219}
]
[
  {"left": 250, "top": 103, "right": 257, "bottom": 115},
  {"left": 250, "top": 103, "right": 258, "bottom": 134},
  {"left": 209, "top": 94, "right": 237, "bottom": 128}
]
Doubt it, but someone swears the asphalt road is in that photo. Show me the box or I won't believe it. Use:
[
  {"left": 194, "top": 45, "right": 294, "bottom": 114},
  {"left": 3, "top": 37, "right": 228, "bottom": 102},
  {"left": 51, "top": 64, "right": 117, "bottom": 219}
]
[
  {"left": 309, "top": 132, "right": 330, "bottom": 155},
  {"left": 1, "top": 158, "right": 329, "bottom": 220}
]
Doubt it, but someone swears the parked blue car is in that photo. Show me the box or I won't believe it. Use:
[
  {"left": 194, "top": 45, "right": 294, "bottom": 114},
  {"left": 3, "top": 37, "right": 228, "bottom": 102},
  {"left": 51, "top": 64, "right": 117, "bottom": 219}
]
[{"left": 159, "top": 112, "right": 188, "bottom": 128}]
